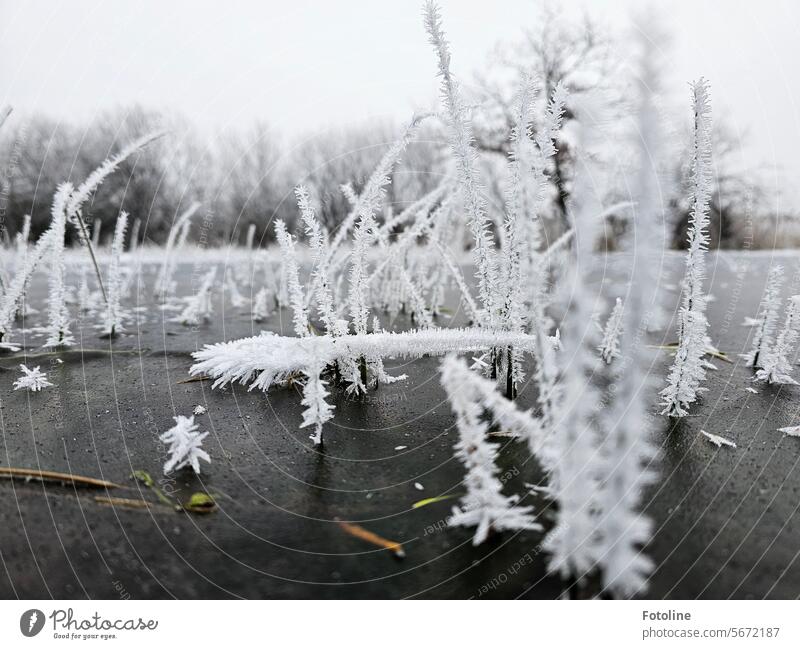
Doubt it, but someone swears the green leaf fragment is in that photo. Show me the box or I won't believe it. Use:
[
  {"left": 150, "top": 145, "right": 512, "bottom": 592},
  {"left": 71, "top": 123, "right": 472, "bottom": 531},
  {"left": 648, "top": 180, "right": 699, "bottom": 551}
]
[
  {"left": 183, "top": 492, "right": 217, "bottom": 514},
  {"left": 412, "top": 494, "right": 457, "bottom": 509}
]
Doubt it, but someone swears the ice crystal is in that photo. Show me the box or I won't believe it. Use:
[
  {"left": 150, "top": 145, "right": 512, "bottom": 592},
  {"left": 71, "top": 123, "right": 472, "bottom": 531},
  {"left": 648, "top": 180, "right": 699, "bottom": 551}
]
[
  {"left": 598, "top": 297, "right": 624, "bottom": 364},
  {"left": 777, "top": 425, "right": 800, "bottom": 437},
  {"left": 701, "top": 430, "right": 736, "bottom": 448},
  {"left": 160, "top": 415, "right": 211, "bottom": 474},
  {"left": 12, "top": 364, "right": 53, "bottom": 392}
]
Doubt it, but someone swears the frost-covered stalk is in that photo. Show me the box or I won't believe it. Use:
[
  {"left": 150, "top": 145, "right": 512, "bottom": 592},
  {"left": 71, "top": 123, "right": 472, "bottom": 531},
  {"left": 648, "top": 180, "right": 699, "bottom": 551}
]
[
  {"left": 522, "top": 237, "right": 565, "bottom": 438},
  {"left": 252, "top": 287, "right": 272, "bottom": 322},
  {"left": 501, "top": 74, "right": 537, "bottom": 335},
  {"left": 0, "top": 227, "right": 58, "bottom": 345},
  {"left": 661, "top": 79, "right": 713, "bottom": 417},
  {"left": 191, "top": 328, "right": 541, "bottom": 393},
  {"left": 0, "top": 105, "right": 11, "bottom": 131},
  {"left": 154, "top": 202, "right": 201, "bottom": 299},
  {"left": 530, "top": 319, "right": 560, "bottom": 473},
  {"left": 245, "top": 223, "right": 256, "bottom": 250},
  {"left": 300, "top": 353, "right": 335, "bottom": 446},
  {"left": 91, "top": 218, "right": 102, "bottom": 248},
  {"left": 101, "top": 211, "right": 129, "bottom": 336},
  {"left": 10, "top": 214, "right": 32, "bottom": 319},
  {"left": 598, "top": 297, "right": 625, "bottom": 364},
  {"left": 297, "top": 186, "right": 338, "bottom": 335},
  {"left": 340, "top": 114, "right": 429, "bottom": 339},
  {"left": 326, "top": 115, "right": 428, "bottom": 274},
  {"left": 77, "top": 265, "right": 93, "bottom": 314},
  {"left": 440, "top": 355, "right": 540, "bottom": 545},
  {"left": 129, "top": 218, "right": 141, "bottom": 255},
  {"left": 242, "top": 223, "right": 258, "bottom": 284},
  {"left": 594, "top": 40, "right": 662, "bottom": 597},
  {"left": 352, "top": 172, "right": 433, "bottom": 386},
  {"left": 349, "top": 207, "right": 431, "bottom": 387},
  {"left": 67, "top": 131, "right": 166, "bottom": 223},
  {"left": 274, "top": 220, "right": 309, "bottom": 337},
  {"left": 67, "top": 130, "right": 165, "bottom": 304},
  {"left": 376, "top": 181, "right": 450, "bottom": 240},
  {"left": 502, "top": 77, "right": 567, "bottom": 396},
  {"left": 14, "top": 214, "right": 31, "bottom": 269},
  {"left": 340, "top": 183, "right": 358, "bottom": 210},
  {"left": 425, "top": 2, "right": 497, "bottom": 324},
  {"left": 348, "top": 201, "right": 377, "bottom": 337},
  {"left": 44, "top": 183, "right": 75, "bottom": 348},
  {"left": 756, "top": 295, "right": 800, "bottom": 384},
  {"left": 260, "top": 254, "right": 281, "bottom": 307},
  {"left": 541, "top": 101, "right": 606, "bottom": 583},
  {"left": 175, "top": 218, "right": 191, "bottom": 249},
  {"left": 363, "top": 196, "right": 437, "bottom": 328},
  {"left": 276, "top": 260, "right": 289, "bottom": 308},
  {"left": 434, "top": 241, "right": 480, "bottom": 323},
  {"left": 174, "top": 267, "right": 216, "bottom": 326},
  {"left": 744, "top": 265, "right": 784, "bottom": 368},
  {"left": 364, "top": 316, "right": 409, "bottom": 388},
  {"left": 225, "top": 270, "right": 247, "bottom": 308},
  {"left": 160, "top": 415, "right": 211, "bottom": 474},
  {"left": 500, "top": 74, "right": 536, "bottom": 396},
  {"left": 441, "top": 352, "right": 548, "bottom": 460}
]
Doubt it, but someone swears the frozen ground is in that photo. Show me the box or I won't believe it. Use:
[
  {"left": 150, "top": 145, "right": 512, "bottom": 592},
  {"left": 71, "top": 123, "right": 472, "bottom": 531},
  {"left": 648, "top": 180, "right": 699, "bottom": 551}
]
[{"left": 2, "top": 251, "right": 800, "bottom": 598}]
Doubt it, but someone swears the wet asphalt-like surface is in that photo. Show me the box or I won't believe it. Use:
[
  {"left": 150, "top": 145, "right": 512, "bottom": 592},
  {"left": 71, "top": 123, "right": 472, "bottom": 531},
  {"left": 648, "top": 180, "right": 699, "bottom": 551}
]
[{"left": 2, "top": 251, "right": 800, "bottom": 599}]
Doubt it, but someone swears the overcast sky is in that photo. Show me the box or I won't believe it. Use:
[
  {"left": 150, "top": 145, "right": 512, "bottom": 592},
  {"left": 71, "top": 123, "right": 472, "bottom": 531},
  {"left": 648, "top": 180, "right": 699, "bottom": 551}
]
[{"left": 2, "top": 0, "right": 799, "bottom": 210}]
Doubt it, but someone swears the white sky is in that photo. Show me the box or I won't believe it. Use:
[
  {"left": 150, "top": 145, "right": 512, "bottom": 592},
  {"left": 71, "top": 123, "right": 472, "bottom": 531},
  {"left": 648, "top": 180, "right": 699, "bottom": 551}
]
[{"left": 2, "top": 0, "right": 800, "bottom": 210}]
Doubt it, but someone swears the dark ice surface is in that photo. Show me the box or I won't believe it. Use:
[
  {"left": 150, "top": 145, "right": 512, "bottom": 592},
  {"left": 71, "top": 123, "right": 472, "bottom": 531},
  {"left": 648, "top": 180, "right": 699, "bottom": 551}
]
[{"left": 2, "top": 251, "right": 800, "bottom": 599}]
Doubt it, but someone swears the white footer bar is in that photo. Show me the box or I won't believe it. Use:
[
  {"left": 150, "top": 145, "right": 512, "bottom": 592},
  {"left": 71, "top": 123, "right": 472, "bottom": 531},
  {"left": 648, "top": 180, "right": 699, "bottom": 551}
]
[{"left": 2, "top": 600, "right": 798, "bottom": 647}]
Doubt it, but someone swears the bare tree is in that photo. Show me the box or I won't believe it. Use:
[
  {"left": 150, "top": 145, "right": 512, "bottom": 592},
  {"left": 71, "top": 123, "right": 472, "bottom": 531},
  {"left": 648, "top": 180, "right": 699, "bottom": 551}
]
[
  {"left": 215, "top": 122, "right": 294, "bottom": 245},
  {"left": 472, "top": 4, "right": 622, "bottom": 228}
]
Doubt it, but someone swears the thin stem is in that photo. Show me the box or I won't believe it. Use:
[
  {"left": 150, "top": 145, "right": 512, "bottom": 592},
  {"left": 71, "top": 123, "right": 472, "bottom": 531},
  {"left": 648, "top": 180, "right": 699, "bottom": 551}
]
[
  {"left": 75, "top": 213, "right": 108, "bottom": 305},
  {"left": 505, "top": 347, "right": 516, "bottom": 400}
]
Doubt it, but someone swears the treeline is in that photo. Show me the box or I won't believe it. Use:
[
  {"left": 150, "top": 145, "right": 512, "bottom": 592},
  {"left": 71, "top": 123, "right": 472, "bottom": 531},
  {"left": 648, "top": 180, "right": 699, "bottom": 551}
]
[
  {"left": 0, "top": 102, "right": 777, "bottom": 251},
  {"left": 0, "top": 2, "right": 779, "bottom": 252},
  {"left": 0, "top": 105, "right": 445, "bottom": 248}
]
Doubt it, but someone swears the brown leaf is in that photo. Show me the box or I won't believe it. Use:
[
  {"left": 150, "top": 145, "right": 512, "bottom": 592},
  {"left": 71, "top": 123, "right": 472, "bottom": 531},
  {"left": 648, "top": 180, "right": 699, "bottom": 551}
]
[
  {"left": 0, "top": 467, "right": 121, "bottom": 489},
  {"left": 94, "top": 496, "right": 153, "bottom": 509},
  {"left": 336, "top": 519, "right": 405, "bottom": 558}
]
